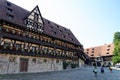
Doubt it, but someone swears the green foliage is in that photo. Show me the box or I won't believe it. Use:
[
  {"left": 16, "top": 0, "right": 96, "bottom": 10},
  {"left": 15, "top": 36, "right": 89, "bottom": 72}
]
[
  {"left": 112, "top": 56, "right": 120, "bottom": 64},
  {"left": 71, "top": 63, "right": 78, "bottom": 68},
  {"left": 63, "top": 61, "right": 69, "bottom": 69},
  {"left": 63, "top": 61, "right": 79, "bottom": 69},
  {"left": 112, "top": 32, "right": 120, "bottom": 64}
]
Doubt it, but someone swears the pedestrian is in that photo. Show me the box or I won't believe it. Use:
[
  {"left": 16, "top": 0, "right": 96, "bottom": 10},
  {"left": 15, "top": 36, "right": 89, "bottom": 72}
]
[
  {"left": 109, "top": 66, "right": 112, "bottom": 73},
  {"left": 100, "top": 66, "right": 104, "bottom": 73},
  {"left": 93, "top": 66, "right": 97, "bottom": 77}
]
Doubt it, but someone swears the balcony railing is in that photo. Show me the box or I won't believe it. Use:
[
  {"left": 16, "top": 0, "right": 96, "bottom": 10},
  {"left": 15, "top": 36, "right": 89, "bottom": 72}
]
[
  {"left": 0, "top": 27, "right": 83, "bottom": 57},
  {"left": 0, "top": 42, "right": 78, "bottom": 59}
]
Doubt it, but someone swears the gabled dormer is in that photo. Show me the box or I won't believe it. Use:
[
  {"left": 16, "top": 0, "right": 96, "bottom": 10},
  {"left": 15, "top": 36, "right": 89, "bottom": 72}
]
[{"left": 24, "top": 6, "right": 44, "bottom": 32}]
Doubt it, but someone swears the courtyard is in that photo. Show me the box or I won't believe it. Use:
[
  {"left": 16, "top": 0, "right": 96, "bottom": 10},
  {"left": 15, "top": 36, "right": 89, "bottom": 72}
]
[{"left": 0, "top": 66, "right": 120, "bottom": 80}]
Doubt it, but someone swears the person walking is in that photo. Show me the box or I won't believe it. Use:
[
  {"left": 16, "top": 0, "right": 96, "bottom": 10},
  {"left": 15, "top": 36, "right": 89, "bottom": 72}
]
[
  {"left": 93, "top": 66, "right": 97, "bottom": 77},
  {"left": 100, "top": 66, "right": 104, "bottom": 73},
  {"left": 109, "top": 66, "right": 112, "bottom": 73}
]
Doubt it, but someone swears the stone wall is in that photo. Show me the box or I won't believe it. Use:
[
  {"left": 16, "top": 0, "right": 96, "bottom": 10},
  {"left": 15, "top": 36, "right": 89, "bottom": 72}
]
[
  {"left": 27, "top": 58, "right": 63, "bottom": 72},
  {"left": 79, "top": 59, "right": 84, "bottom": 67},
  {"left": 0, "top": 54, "right": 63, "bottom": 74}
]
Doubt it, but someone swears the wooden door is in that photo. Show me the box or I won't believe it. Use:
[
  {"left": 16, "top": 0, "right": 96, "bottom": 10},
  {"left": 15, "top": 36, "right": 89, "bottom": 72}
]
[{"left": 20, "top": 58, "right": 28, "bottom": 72}]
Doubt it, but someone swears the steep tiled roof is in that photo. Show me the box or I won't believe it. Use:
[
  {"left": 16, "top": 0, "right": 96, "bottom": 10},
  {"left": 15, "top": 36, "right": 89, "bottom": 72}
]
[{"left": 0, "top": 0, "right": 81, "bottom": 46}]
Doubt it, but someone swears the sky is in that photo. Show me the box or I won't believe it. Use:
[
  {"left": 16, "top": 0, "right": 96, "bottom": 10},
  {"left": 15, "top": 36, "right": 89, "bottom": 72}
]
[{"left": 8, "top": 0, "right": 120, "bottom": 48}]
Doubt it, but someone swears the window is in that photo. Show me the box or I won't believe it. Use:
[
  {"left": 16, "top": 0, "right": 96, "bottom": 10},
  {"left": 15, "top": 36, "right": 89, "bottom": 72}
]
[
  {"left": 15, "top": 44, "right": 21, "bottom": 50},
  {"left": 29, "top": 34, "right": 31, "bottom": 38},
  {"left": 50, "top": 26, "right": 53, "bottom": 29},
  {"left": 106, "top": 52, "right": 109, "bottom": 54},
  {"left": 4, "top": 42, "right": 10, "bottom": 49},
  {"left": 23, "top": 33, "right": 26, "bottom": 36},
  {"left": 12, "top": 30, "right": 15, "bottom": 34},
  {"left": 43, "top": 59, "right": 47, "bottom": 62},
  {"left": 7, "top": 14, "right": 13, "bottom": 19},
  {"left": 9, "top": 56, "right": 16, "bottom": 62},
  {"left": 18, "top": 31, "right": 21, "bottom": 35},
  {"left": 62, "top": 35, "right": 65, "bottom": 38},
  {"left": 6, "top": 2, "right": 11, "bottom": 7},
  {"left": 48, "top": 21, "right": 50, "bottom": 24},
  {"left": 38, "top": 59, "right": 42, "bottom": 64},
  {"left": 60, "top": 30, "right": 62, "bottom": 32},
  {"left": 68, "top": 33, "right": 70, "bottom": 35},
  {"left": 7, "top": 8, "right": 12, "bottom": 13},
  {"left": 53, "top": 31, "right": 56, "bottom": 35},
  {"left": 34, "top": 13, "right": 39, "bottom": 22},
  {"left": 64, "top": 28, "right": 66, "bottom": 31},
  {"left": 56, "top": 60, "right": 59, "bottom": 63},
  {"left": 32, "top": 46, "right": 36, "bottom": 52},
  {"left": 57, "top": 25, "right": 59, "bottom": 28},
  {"left": 34, "top": 22, "right": 38, "bottom": 30},
  {"left": 91, "top": 54, "right": 94, "bottom": 56},
  {"left": 87, "top": 49, "right": 89, "bottom": 51},
  {"left": 32, "top": 58, "right": 36, "bottom": 63},
  {"left": 71, "top": 38, "right": 73, "bottom": 41},
  {"left": 108, "top": 45, "right": 111, "bottom": 47},
  {"left": 38, "top": 25, "right": 42, "bottom": 29}
]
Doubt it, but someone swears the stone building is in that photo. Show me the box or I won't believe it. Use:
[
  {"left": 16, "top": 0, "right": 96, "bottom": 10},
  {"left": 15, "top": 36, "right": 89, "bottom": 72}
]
[
  {"left": 0, "top": 0, "right": 86, "bottom": 74},
  {"left": 84, "top": 43, "right": 114, "bottom": 67}
]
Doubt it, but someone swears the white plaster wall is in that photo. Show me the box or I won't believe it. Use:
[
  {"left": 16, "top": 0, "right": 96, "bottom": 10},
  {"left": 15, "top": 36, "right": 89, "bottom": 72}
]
[
  {"left": 0, "top": 54, "right": 9, "bottom": 74},
  {"left": 0, "top": 54, "right": 66, "bottom": 74},
  {"left": 28, "top": 58, "right": 51, "bottom": 72},
  {"left": 8, "top": 56, "right": 20, "bottom": 73},
  {"left": 52, "top": 59, "right": 63, "bottom": 71},
  {"left": 28, "top": 58, "right": 63, "bottom": 73},
  {"left": 79, "top": 59, "right": 84, "bottom": 67}
]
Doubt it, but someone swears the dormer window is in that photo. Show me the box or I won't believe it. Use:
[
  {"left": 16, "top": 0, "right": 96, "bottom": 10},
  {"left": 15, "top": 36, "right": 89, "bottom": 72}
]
[
  {"left": 68, "top": 33, "right": 70, "bottom": 35},
  {"left": 64, "top": 28, "right": 66, "bottom": 31},
  {"left": 70, "top": 38, "right": 73, "bottom": 41},
  {"left": 6, "top": 2, "right": 11, "bottom": 7},
  {"left": 62, "top": 35, "right": 65, "bottom": 38},
  {"left": 60, "top": 30, "right": 62, "bottom": 32},
  {"left": 53, "top": 31, "right": 56, "bottom": 35},
  {"left": 57, "top": 25, "right": 59, "bottom": 28},
  {"left": 7, "top": 8, "right": 12, "bottom": 13},
  {"left": 34, "top": 13, "right": 39, "bottom": 22},
  {"left": 48, "top": 21, "right": 50, "bottom": 24},
  {"left": 7, "top": 14, "right": 13, "bottom": 19},
  {"left": 50, "top": 26, "right": 53, "bottom": 29}
]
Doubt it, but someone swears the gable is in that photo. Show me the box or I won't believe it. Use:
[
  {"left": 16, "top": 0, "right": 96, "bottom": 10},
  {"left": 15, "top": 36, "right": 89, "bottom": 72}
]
[
  {"left": 25, "top": 6, "right": 44, "bottom": 32},
  {"left": 0, "top": 0, "right": 82, "bottom": 46}
]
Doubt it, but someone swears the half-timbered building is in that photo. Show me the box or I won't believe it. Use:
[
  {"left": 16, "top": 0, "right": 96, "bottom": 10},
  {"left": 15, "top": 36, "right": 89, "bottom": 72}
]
[{"left": 0, "top": 0, "right": 85, "bottom": 74}]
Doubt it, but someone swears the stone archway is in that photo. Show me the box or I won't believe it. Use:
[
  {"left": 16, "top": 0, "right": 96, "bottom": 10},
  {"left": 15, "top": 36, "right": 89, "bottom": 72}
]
[
  {"left": 97, "top": 62, "right": 101, "bottom": 67},
  {"left": 93, "top": 63, "right": 96, "bottom": 66}
]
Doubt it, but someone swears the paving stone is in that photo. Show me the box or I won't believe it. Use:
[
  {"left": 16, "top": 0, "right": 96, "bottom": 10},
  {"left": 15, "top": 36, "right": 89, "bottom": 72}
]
[{"left": 0, "top": 67, "right": 120, "bottom": 80}]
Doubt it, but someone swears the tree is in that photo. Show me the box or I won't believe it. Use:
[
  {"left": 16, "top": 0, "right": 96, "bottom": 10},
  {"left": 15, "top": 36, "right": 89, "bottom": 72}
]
[{"left": 112, "top": 32, "right": 120, "bottom": 64}]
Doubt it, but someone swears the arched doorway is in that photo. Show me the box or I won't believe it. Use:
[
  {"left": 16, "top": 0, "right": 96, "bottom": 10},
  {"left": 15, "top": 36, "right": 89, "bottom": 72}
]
[
  {"left": 97, "top": 62, "right": 101, "bottom": 67},
  {"left": 93, "top": 63, "right": 96, "bottom": 66}
]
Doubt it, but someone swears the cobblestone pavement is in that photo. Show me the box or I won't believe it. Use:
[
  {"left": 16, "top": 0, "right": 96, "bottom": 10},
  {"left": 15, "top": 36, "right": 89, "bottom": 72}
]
[{"left": 0, "top": 67, "right": 120, "bottom": 80}]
